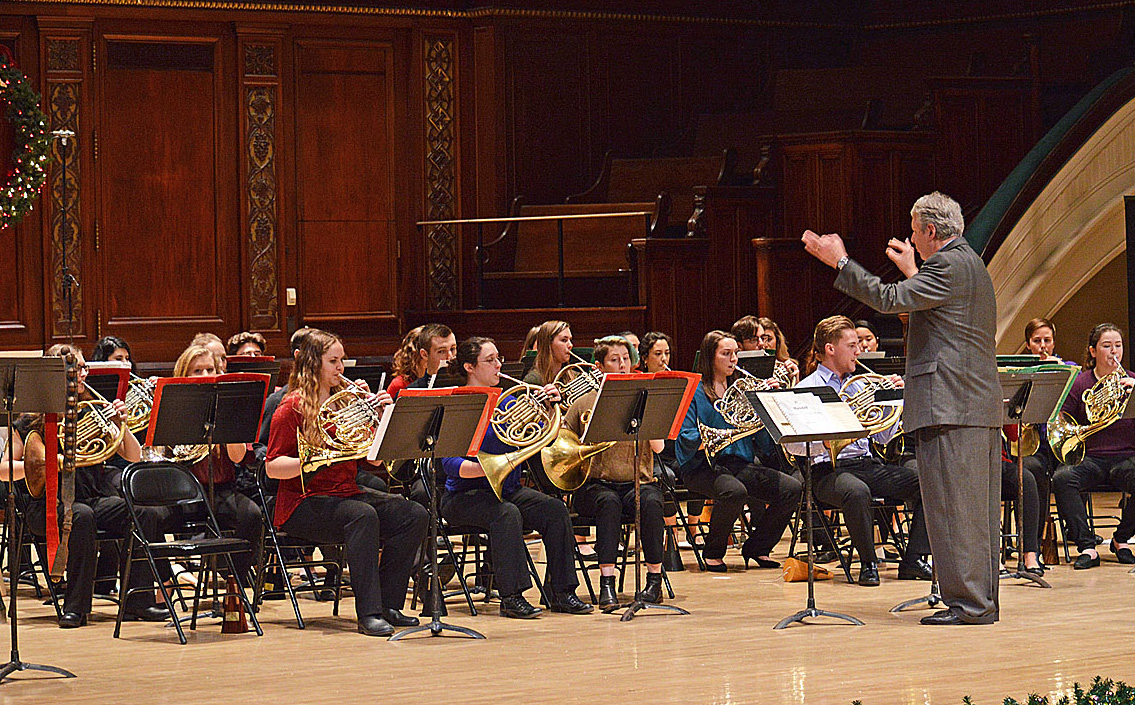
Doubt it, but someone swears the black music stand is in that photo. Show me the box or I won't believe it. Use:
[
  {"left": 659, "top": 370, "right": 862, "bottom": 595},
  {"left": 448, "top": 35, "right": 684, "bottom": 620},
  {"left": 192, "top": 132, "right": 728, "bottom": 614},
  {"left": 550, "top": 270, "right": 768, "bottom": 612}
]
[
  {"left": 998, "top": 368, "right": 1071, "bottom": 588},
  {"left": 584, "top": 373, "right": 692, "bottom": 621},
  {"left": 226, "top": 358, "right": 282, "bottom": 391},
  {"left": 0, "top": 356, "right": 75, "bottom": 681},
  {"left": 146, "top": 375, "right": 269, "bottom": 617},
  {"left": 369, "top": 389, "right": 495, "bottom": 640},
  {"left": 148, "top": 375, "right": 269, "bottom": 499},
  {"left": 752, "top": 387, "right": 868, "bottom": 630}
]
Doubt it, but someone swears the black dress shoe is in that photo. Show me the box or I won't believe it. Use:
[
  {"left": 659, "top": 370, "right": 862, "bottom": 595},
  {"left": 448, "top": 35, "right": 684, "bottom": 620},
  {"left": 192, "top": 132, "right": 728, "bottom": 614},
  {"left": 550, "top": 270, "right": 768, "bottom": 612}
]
[
  {"left": 499, "top": 593, "right": 541, "bottom": 619},
  {"left": 549, "top": 591, "right": 594, "bottom": 614},
  {"left": 1110, "top": 540, "right": 1135, "bottom": 564},
  {"left": 857, "top": 562, "right": 880, "bottom": 586},
  {"left": 704, "top": 562, "right": 728, "bottom": 573},
  {"left": 920, "top": 608, "right": 965, "bottom": 625},
  {"left": 1024, "top": 565, "right": 1046, "bottom": 577},
  {"left": 357, "top": 615, "right": 395, "bottom": 637},
  {"left": 58, "top": 612, "right": 86, "bottom": 629},
  {"left": 897, "top": 557, "right": 933, "bottom": 581},
  {"left": 814, "top": 550, "right": 839, "bottom": 564},
  {"left": 123, "top": 604, "right": 172, "bottom": 622},
  {"left": 382, "top": 608, "right": 419, "bottom": 627},
  {"left": 597, "top": 576, "right": 619, "bottom": 607},
  {"left": 1073, "top": 552, "right": 1101, "bottom": 570},
  {"left": 635, "top": 573, "right": 664, "bottom": 604}
]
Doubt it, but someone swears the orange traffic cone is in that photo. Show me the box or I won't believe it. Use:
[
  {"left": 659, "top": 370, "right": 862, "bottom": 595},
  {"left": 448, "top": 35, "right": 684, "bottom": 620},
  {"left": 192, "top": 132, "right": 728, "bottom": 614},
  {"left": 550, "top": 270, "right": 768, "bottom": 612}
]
[{"left": 221, "top": 575, "right": 248, "bottom": 634}]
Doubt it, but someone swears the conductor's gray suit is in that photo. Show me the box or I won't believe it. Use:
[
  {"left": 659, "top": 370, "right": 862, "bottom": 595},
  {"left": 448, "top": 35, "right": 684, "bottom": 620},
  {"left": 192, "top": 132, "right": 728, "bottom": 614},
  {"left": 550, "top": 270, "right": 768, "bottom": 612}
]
[{"left": 836, "top": 236, "right": 1002, "bottom": 623}]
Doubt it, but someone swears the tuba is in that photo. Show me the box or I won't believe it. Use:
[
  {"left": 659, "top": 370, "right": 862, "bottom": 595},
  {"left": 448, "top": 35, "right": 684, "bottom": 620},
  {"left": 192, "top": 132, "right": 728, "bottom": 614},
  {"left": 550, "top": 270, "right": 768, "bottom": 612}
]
[
  {"left": 826, "top": 373, "right": 903, "bottom": 460},
  {"left": 1048, "top": 362, "right": 1131, "bottom": 466},
  {"left": 299, "top": 375, "right": 388, "bottom": 485},
  {"left": 478, "top": 372, "right": 561, "bottom": 500}
]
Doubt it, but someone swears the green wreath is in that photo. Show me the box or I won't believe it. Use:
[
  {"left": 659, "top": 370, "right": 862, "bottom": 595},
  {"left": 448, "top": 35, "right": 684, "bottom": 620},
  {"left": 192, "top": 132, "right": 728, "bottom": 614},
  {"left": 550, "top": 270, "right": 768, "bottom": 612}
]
[{"left": 0, "top": 59, "right": 49, "bottom": 230}]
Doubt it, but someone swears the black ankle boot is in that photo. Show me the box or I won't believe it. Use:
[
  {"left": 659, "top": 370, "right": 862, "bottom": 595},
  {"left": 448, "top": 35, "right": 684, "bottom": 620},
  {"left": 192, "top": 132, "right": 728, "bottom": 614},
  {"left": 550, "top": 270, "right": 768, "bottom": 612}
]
[
  {"left": 598, "top": 576, "right": 618, "bottom": 607},
  {"left": 636, "top": 572, "right": 664, "bottom": 604}
]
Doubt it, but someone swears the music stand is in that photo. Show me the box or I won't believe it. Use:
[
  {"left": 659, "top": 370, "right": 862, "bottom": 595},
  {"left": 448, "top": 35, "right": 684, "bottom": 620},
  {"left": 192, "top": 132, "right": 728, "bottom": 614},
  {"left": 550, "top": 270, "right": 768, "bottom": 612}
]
[
  {"left": 0, "top": 356, "right": 75, "bottom": 681},
  {"left": 369, "top": 387, "right": 497, "bottom": 640},
  {"left": 998, "top": 367, "right": 1072, "bottom": 588},
  {"left": 146, "top": 374, "right": 269, "bottom": 617},
  {"left": 750, "top": 386, "right": 868, "bottom": 630},
  {"left": 583, "top": 372, "right": 696, "bottom": 621},
  {"left": 226, "top": 357, "right": 282, "bottom": 391}
]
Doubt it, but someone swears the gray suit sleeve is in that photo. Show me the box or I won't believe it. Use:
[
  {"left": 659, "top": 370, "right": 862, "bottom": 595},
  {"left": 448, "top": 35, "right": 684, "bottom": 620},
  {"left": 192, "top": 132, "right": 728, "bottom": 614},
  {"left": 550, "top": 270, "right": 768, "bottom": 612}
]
[{"left": 834, "top": 256, "right": 953, "bottom": 314}]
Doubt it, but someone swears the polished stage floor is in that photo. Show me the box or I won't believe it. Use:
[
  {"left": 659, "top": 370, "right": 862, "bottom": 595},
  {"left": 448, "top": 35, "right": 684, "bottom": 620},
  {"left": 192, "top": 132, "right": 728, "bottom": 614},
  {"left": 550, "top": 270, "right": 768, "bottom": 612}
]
[{"left": 2, "top": 496, "right": 1134, "bottom": 704}]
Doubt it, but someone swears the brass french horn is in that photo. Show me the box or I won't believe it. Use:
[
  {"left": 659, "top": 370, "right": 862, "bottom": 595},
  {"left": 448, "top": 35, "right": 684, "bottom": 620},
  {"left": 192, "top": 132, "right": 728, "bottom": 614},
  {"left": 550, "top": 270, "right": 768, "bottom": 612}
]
[
  {"left": 299, "top": 375, "right": 388, "bottom": 485},
  {"left": 541, "top": 407, "right": 617, "bottom": 492},
  {"left": 1048, "top": 359, "right": 1131, "bottom": 466},
  {"left": 700, "top": 364, "right": 785, "bottom": 462},
  {"left": 478, "top": 372, "right": 562, "bottom": 500},
  {"left": 826, "top": 373, "right": 903, "bottom": 460}
]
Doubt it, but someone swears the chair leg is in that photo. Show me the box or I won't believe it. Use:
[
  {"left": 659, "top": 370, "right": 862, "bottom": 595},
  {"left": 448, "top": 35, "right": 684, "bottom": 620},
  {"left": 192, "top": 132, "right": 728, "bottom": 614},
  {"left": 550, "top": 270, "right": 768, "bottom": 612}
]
[
  {"left": 814, "top": 507, "right": 854, "bottom": 583},
  {"left": 439, "top": 531, "right": 477, "bottom": 616},
  {"left": 575, "top": 545, "right": 596, "bottom": 604},
  {"left": 525, "top": 549, "right": 551, "bottom": 607},
  {"left": 660, "top": 565, "right": 675, "bottom": 600}
]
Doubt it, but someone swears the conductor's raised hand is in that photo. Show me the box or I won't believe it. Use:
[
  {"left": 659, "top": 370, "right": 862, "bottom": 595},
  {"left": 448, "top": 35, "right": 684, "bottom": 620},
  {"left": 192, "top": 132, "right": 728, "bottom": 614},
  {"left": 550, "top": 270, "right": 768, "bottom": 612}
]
[
  {"left": 886, "top": 238, "right": 918, "bottom": 279},
  {"left": 801, "top": 230, "right": 848, "bottom": 269}
]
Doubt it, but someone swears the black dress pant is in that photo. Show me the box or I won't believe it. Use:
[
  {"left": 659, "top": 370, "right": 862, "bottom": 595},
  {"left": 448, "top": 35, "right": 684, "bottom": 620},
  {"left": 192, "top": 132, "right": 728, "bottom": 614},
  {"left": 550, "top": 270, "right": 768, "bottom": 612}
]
[
  {"left": 23, "top": 495, "right": 172, "bottom": 615},
  {"left": 280, "top": 490, "right": 428, "bottom": 620},
  {"left": 1053, "top": 455, "right": 1135, "bottom": 551},
  {"left": 1023, "top": 450, "right": 1055, "bottom": 544},
  {"left": 572, "top": 481, "right": 664, "bottom": 565},
  {"left": 441, "top": 485, "right": 578, "bottom": 597},
  {"left": 812, "top": 456, "right": 930, "bottom": 564},
  {"left": 679, "top": 455, "right": 802, "bottom": 560},
  {"left": 1001, "top": 459, "right": 1040, "bottom": 554}
]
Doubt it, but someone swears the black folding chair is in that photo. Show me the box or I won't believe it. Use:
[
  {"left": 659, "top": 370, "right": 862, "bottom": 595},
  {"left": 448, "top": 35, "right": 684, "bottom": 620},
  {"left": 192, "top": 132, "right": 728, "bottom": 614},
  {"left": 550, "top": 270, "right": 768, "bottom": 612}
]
[{"left": 115, "top": 461, "right": 262, "bottom": 644}]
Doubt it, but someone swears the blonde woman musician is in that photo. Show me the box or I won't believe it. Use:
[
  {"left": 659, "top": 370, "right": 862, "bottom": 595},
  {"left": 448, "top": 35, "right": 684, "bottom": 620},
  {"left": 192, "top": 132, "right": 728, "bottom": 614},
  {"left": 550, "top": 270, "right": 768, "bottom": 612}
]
[
  {"left": 266, "top": 330, "right": 429, "bottom": 636},
  {"left": 524, "top": 320, "right": 574, "bottom": 385}
]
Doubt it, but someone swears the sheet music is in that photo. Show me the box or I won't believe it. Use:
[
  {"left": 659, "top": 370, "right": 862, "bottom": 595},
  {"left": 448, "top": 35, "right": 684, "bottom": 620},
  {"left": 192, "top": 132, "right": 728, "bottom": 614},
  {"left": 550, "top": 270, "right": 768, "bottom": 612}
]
[
  {"left": 755, "top": 391, "right": 865, "bottom": 438},
  {"left": 772, "top": 393, "right": 827, "bottom": 434},
  {"left": 366, "top": 401, "right": 397, "bottom": 462}
]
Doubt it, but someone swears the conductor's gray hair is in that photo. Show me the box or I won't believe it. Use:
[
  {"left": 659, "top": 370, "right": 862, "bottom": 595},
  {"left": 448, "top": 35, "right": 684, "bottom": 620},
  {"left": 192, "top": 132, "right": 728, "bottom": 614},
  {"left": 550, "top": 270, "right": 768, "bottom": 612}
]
[{"left": 911, "top": 192, "right": 964, "bottom": 241}]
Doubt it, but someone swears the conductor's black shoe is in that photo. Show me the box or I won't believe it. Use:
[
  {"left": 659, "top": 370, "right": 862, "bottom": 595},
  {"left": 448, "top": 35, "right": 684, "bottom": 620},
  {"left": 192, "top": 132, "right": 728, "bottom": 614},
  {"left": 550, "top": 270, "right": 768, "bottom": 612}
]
[
  {"left": 357, "top": 615, "right": 395, "bottom": 637},
  {"left": 500, "top": 593, "right": 542, "bottom": 619},
  {"left": 857, "top": 562, "right": 880, "bottom": 586},
  {"left": 123, "top": 604, "right": 172, "bottom": 622},
  {"left": 1109, "top": 540, "right": 1135, "bottom": 564},
  {"left": 920, "top": 608, "right": 965, "bottom": 626},
  {"left": 897, "top": 557, "right": 933, "bottom": 581},
  {"left": 58, "top": 612, "right": 86, "bottom": 628},
  {"left": 636, "top": 573, "right": 664, "bottom": 604},
  {"left": 1073, "top": 552, "right": 1100, "bottom": 570},
  {"left": 549, "top": 591, "right": 594, "bottom": 614},
  {"left": 382, "top": 608, "right": 419, "bottom": 627},
  {"left": 597, "top": 576, "right": 618, "bottom": 607}
]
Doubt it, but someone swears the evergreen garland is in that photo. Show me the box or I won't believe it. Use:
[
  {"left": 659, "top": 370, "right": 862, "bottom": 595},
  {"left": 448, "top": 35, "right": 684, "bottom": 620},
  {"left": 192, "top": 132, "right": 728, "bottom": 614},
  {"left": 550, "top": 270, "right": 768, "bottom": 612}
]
[{"left": 0, "top": 58, "right": 50, "bottom": 230}]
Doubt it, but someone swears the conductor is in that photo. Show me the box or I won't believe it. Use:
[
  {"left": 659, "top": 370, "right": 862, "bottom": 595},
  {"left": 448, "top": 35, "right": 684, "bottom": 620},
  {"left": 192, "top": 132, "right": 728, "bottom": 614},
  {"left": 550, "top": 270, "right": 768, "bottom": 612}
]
[{"left": 801, "top": 192, "right": 1002, "bottom": 625}]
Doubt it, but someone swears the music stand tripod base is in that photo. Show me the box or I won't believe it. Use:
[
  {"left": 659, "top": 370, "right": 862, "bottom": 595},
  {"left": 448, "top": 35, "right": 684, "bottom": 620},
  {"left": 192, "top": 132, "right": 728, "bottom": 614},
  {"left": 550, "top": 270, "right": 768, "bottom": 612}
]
[
  {"left": 602, "top": 599, "right": 690, "bottom": 621},
  {"left": 1001, "top": 568, "right": 1050, "bottom": 588},
  {"left": 890, "top": 580, "right": 943, "bottom": 613}
]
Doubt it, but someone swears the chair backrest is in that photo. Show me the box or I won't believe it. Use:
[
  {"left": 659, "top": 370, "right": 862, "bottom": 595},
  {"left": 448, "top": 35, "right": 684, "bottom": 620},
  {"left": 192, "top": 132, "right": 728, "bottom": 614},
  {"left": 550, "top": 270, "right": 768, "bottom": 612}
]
[{"left": 122, "top": 461, "right": 205, "bottom": 508}]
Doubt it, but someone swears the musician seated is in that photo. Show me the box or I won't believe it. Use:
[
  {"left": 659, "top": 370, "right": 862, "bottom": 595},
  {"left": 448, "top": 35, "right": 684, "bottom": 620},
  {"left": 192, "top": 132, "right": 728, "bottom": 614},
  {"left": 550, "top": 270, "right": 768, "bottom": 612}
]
[
  {"left": 227, "top": 331, "right": 267, "bottom": 357},
  {"left": 1000, "top": 430, "right": 1044, "bottom": 574},
  {"left": 169, "top": 344, "right": 263, "bottom": 581},
  {"left": 191, "top": 332, "right": 227, "bottom": 373},
  {"left": 1052, "top": 323, "right": 1135, "bottom": 569},
  {"left": 566, "top": 337, "right": 666, "bottom": 607},
  {"left": 854, "top": 320, "right": 879, "bottom": 354},
  {"left": 266, "top": 330, "right": 429, "bottom": 637},
  {"left": 398, "top": 324, "right": 458, "bottom": 394},
  {"left": 523, "top": 320, "right": 575, "bottom": 385},
  {"left": 787, "top": 316, "right": 931, "bottom": 586},
  {"left": 385, "top": 326, "right": 424, "bottom": 399},
  {"left": 676, "top": 331, "right": 802, "bottom": 572},
  {"left": 440, "top": 336, "right": 593, "bottom": 619},
  {"left": 13, "top": 344, "right": 173, "bottom": 628}
]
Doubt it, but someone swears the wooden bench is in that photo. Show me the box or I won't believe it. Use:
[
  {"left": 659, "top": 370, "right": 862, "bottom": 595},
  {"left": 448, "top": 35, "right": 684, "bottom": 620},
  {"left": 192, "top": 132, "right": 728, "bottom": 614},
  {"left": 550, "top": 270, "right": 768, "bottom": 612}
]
[
  {"left": 566, "top": 150, "right": 739, "bottom": 236},
  {"left": 478, "top": 199, "right": 666, "bottom": 308}
]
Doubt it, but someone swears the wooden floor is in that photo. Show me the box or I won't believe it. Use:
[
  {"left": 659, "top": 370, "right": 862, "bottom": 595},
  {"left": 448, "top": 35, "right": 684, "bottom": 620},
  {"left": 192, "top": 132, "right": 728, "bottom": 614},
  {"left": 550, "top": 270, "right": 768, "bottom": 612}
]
[{"left": 3, "top": 497, "right": 1135, "bottom": 704}]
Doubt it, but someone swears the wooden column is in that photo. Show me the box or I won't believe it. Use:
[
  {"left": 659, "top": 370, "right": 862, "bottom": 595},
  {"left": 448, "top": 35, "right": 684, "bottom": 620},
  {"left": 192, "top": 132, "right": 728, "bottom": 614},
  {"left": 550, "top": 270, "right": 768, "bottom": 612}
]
[
  {"left": 39, "top": 19, "right": 92, "bottom": 343},
  {"left": 237, "top": 28, "right": 285, "bottom": 336}
]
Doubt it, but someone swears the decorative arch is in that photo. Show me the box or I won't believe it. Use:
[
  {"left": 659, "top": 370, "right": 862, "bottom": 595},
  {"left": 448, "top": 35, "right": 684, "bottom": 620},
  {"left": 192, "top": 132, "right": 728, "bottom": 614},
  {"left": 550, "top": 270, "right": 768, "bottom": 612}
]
[{"left": 988, "top": 96, "right": 1135, "bottom": 353}]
